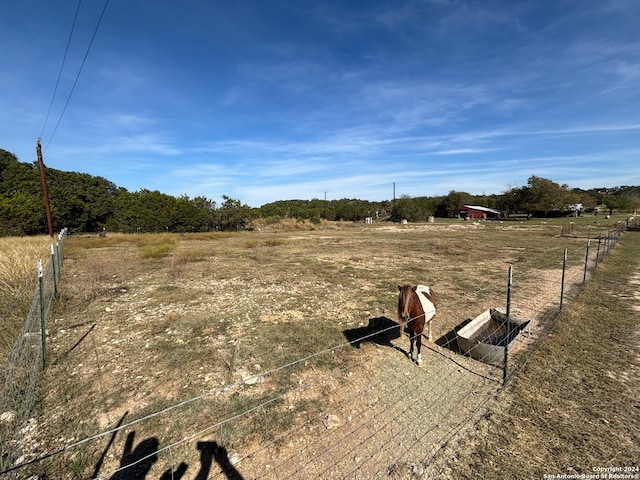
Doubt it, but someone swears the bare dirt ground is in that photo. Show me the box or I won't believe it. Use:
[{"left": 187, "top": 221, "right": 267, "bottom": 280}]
[{"left": 10, "top": 221, "right": 600, "bottom": 479}]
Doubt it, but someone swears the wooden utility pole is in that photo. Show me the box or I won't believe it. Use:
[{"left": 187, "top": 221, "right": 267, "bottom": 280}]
[
  {"left": 392, "top": 182, "right": 396, "bottom": 221},
  {"left": 36, "top": 139, "right": 54, "bottom": 237}
]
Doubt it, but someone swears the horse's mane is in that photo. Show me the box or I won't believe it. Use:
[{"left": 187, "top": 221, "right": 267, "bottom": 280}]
[
  {"left": 397, "top": 284, "right": 421, "bottom": 333},
  {"left": 398, "top": 284, "right": 432, "bottom": 308},
  {"left": 397, "top": 284, "right": 414, "bottom": 312}
]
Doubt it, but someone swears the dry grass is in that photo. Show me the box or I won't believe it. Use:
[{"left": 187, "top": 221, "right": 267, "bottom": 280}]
[
  {"left": 0, "top": 235, "right": 53, "bottom": 358},
  {"left": 5, "top": 218, "right": 634, "bottom": 478},
  {"left": 441, "top": 231, "right": 640, "bottom": 479},
  {"left": 253, "top": 217, "right": 327, "bottom": 231}
]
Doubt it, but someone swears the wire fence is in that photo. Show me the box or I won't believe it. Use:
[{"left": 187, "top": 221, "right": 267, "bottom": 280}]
[
  {"left": 0, "top": 223, "right": 628, "bottom": 479},
  {"left": 0, "top": 229, "right": 67, "bottom": 474},
  {"left": 506, "top": 224, "right": 624, "bottom": 378}
]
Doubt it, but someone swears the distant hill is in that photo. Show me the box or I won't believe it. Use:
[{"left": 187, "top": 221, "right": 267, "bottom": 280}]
[{"left": 1, "top": 148, "right": 638, "bottom": 236}]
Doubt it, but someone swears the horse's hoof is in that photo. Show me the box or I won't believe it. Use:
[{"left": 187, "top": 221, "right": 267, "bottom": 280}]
[{"left": 416, "top": 361, "right": 422, "bottom": 367}]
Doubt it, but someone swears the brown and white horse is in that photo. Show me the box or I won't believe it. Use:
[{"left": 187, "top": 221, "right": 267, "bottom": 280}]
[{"left": 397, "top": 284, "right": 437, "bottom": 365}]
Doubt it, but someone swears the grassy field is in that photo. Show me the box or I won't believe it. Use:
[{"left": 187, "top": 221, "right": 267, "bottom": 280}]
[
  {"left": 442, "top": 228, "right": 640, "bottom": 479},
  {"left": 0, "top": 235, "right": 53, "bottom": 359},
  {"left": 2, "top": 214, "right": 634, "bottom": 478}
]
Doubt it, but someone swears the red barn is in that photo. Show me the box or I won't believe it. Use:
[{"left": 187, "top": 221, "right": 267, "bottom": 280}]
[{"left": 458, "top": 205, "right": 503, "bottom": 220}]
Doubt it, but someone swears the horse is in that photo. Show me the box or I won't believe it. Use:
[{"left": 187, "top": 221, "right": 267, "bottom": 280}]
[{"left": 397, "top": 284, "right": 437, "bottom": 365}]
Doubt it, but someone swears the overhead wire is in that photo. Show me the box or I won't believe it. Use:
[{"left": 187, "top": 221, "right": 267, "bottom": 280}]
[
  {"left": 39, "top": 0, "right": 83, "bottom": 140},
  {"left": 43, "top": 0, "right": 110, "bottom": 152}
]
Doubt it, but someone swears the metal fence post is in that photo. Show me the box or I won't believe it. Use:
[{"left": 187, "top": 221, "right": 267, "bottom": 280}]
[
  {"left": 560, "top": 248, "right": 567, "bottom": 311},
  {"left": 56, "top": 241, "right": 61, "bottom": 275},
  {"left": 38, "top": 259, "right": 47, "bottom": 370},
  {"left": 503, "top": 265, "right": 512, "bottom": 386},
  {"left": 50, "top": 243, "right": 58, "bottom": 299},
  {"left": 57, "top": 229, "right": 65, "bottom": 271},
  {"left": 582, "top": 240, "right": 590, "bottom": 285}
]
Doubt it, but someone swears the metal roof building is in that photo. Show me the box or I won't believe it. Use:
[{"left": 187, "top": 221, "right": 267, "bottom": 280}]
[{"left": 459, "top": 205, "right": 503, "bottom": 219}]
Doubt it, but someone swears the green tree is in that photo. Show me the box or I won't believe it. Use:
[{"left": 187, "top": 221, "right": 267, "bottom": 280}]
[
  {"left": 0, "top": 151, "right": 48, "bottom": 234},
  {"left": 520, "top": 176, "right": 579, "bottom": 217},
  {"left": 0, "top": 193, "right": 44, "bottom": 235},
  {"left": 573, "top": 189, "right": 598, "bottom": 213},
  {"left": 605, "top": 194, "right": 638, "bottom": 215},
  {"left": 106, "top": 189, "right": 176, "bottom": 232},
  {"left": 47, "top": 172, "right": 122, "bottom": 232},
  {"left": 526, "top": 176, "right": 560, "bottom": 215},
  {"left": 215, "top": 195, "right": 252, "bottom": 231},
  {"left": 394, "top": 195, "right": 422, "bottom": 222},
  {"left": 435, "top": 191, "right": 471, "bottom": 218},
  {"left": 184, "top": 195, "right": 217, "bottom": 231}
]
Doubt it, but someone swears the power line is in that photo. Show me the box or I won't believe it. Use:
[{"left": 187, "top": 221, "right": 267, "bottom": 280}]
[
  {"left": 39, "top": 0, "right": 83, "bottom": 140},
  {"left": 43, "top": 0, "right": 110, "bottom": 152}
]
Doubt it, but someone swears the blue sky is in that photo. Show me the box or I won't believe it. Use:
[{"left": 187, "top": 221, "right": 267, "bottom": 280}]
[{"left": 1, "top": 1, "right": 639, "bottom": 207}]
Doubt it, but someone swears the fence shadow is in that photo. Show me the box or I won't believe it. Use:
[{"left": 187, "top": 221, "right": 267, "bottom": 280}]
[
  {"left": 52, "top": 323, "right": 97, "bottom": 366},
  {"left": 93, "top": 411, "right": 129, "bottom": 478},
  {"left": 343, "top": 316, "right": 402, "bottom": 351}
]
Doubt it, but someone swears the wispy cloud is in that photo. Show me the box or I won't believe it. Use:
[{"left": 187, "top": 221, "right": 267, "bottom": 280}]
[{"left": 2, "top": 1, "right": 639, "bottom": 207}]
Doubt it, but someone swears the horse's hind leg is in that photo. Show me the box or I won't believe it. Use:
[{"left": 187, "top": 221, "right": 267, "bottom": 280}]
[{"left": 427, "top": 321, "right": 433, "bottom": 341}]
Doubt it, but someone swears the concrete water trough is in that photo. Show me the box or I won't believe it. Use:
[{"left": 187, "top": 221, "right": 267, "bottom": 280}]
[{"left": 457, "top": 309, "right": 530, "bottom": 364}]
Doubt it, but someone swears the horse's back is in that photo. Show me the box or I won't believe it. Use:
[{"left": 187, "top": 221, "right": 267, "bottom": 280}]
[{"left": 415, "top": 285, "right": 437, "bottom": 321}]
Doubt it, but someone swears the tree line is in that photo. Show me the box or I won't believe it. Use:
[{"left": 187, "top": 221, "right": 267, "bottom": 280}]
[{"left": 1, "top": 148, "right": 638, "bottom": 236}]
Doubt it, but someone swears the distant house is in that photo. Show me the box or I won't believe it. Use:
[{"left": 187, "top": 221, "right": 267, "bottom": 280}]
[
  {"left": 567, "top": 203, "right": 583, "bottom": 217},
  {"left": 459, "top": 205, "right": 503, "bottom": 220}
]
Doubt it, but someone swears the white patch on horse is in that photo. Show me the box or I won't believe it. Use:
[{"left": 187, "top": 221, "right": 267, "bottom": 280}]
[{"left": 415, "top": 285, "right": 436, "bottom": 320}]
